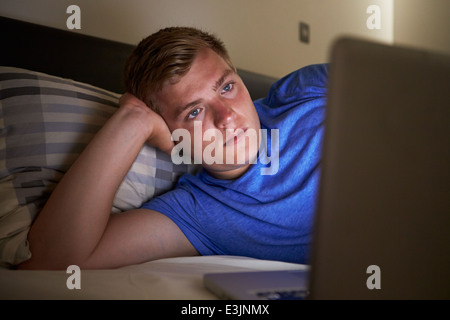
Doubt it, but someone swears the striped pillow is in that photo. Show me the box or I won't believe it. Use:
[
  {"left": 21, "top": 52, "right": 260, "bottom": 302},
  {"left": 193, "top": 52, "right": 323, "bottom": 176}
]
[{"left": 0, "top": 66, "right": 198, "bottom": 268}]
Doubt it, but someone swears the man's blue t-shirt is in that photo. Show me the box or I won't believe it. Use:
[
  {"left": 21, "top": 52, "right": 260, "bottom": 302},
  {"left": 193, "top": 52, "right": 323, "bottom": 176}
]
[{"left": 141, "top": 63, "right": 329, "bottom": 264}]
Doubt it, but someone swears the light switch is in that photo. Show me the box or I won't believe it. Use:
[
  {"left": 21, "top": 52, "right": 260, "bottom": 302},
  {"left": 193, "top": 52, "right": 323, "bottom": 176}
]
[{"left": 299, "top": 22, "right": 310, "bottom": 44}]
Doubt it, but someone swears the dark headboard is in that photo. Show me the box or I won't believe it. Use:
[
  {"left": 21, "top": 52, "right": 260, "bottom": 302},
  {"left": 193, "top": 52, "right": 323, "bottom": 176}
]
[
  {"left": 0, "top": 16, "right": 133, "bottom": 93},
  {"left": 0, "top": 16, "right": 277, "bottom": 99}
]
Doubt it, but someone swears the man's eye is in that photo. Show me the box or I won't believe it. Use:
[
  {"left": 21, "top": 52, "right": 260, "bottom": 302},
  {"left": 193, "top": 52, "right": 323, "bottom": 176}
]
[
  {"left": 221, "top": 82, "right": 234, "bottom": 94},
  {"left": 188, "top": 108, "right": 200, "bottom": 119}
]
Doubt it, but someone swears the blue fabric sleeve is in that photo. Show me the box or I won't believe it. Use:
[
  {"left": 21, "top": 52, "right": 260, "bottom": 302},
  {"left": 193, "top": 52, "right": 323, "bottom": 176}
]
[{"left": 140, "top": 183, "right": 218, "bottom": 256}]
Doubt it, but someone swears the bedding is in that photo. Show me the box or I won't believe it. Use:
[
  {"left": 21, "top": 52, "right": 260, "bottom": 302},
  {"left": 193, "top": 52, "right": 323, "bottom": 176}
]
[{"left": 0, "top": 255, "right": 308, "bottom": 299}]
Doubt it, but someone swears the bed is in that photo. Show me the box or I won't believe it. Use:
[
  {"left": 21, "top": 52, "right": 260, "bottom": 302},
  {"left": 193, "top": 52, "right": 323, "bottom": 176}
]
[{"left": 0, "top": 16, "right": 308, "bottom": 300}]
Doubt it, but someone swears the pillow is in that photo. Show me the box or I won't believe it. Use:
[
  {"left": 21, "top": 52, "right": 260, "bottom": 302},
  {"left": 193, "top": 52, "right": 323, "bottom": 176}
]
[{"left": 0, "top": 66, "right": 199, "bottom": 268}]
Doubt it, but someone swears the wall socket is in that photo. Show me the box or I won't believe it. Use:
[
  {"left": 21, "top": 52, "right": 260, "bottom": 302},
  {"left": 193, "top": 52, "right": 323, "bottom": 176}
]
[{"left": 299, "top": 22, "right": 310, "bottom": 44}]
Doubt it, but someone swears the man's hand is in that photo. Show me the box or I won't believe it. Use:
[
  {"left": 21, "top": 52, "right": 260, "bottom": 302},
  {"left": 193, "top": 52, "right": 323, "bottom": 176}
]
[{"left": 119, "top": 93, "right": 174, "bottom": 155}]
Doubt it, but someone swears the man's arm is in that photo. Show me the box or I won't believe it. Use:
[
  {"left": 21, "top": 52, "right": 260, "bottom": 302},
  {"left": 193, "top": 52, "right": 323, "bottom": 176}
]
[{"left": 19, "top": 94, "right": 198, "bottom": 270}]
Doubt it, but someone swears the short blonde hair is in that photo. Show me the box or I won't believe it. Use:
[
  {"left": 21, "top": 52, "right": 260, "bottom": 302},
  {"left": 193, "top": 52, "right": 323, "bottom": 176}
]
[{"left": 124, "top": 27, "right": 234, "bottom": 112}]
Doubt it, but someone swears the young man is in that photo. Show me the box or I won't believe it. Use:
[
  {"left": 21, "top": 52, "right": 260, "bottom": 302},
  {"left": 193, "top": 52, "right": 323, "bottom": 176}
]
[{"left": 20, "top": 27, "right": 328, "bottom": 270}]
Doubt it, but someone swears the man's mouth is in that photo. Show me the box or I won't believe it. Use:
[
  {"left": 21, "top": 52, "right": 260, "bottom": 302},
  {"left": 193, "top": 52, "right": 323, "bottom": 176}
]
[{"left": 224, "top": 127, "right": 248, "bottom": 146}]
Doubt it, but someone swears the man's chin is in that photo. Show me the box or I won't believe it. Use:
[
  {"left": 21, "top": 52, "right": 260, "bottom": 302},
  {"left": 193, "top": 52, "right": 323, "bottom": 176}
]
[{"left": 203, "top": 162, "right": 253, "bottom": 180}]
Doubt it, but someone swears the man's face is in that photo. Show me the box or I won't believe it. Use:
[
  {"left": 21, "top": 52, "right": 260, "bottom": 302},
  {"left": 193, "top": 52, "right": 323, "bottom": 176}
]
[{"left": 154, "top": 48, "right": 261, "bottom": 179}]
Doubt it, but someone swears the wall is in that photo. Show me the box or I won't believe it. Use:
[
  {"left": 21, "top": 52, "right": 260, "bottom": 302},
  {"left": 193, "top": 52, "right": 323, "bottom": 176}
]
[
  {"left": 393, "top": 0, "right": 450, "bottom": 55},
  {"left": 1, "top": 0, "right": 394, "bottom": 78}
]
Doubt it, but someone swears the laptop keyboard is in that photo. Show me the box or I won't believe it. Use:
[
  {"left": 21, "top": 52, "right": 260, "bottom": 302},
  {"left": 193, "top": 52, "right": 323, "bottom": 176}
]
[{"left": 256, "top": 289, "right": 310, "bottom": 300}]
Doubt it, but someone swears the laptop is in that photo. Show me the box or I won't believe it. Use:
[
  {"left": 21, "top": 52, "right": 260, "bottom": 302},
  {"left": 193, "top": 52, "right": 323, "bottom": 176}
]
[{"left": 203, "top": 37, "right": 450, "bottom": 300}]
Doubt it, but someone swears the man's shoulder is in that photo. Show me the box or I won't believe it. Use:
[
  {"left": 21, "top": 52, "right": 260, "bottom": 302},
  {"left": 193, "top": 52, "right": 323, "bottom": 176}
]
[
  {"left": 273, "top": 63, "right": 329, "bottom": 93},
  {"left": 262, "top": 63, "right": 329, "bottom": 107}
]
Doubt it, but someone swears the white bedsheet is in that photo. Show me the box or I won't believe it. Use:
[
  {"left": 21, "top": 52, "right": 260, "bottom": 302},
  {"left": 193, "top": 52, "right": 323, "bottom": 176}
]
[{"left": 0, "top": 256, "right": 308, "bottom": 300}]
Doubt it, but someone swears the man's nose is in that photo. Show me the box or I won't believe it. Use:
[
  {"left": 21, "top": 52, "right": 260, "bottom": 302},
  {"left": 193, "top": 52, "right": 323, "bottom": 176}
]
[{"left": 213, "top": 100, "right": 235, "bottom": 129}]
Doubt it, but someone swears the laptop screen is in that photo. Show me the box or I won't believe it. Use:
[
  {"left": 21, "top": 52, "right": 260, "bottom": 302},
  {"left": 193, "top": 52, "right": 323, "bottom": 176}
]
[{"left": 309, "top": 37, "right": 450, "bottom": 299}]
